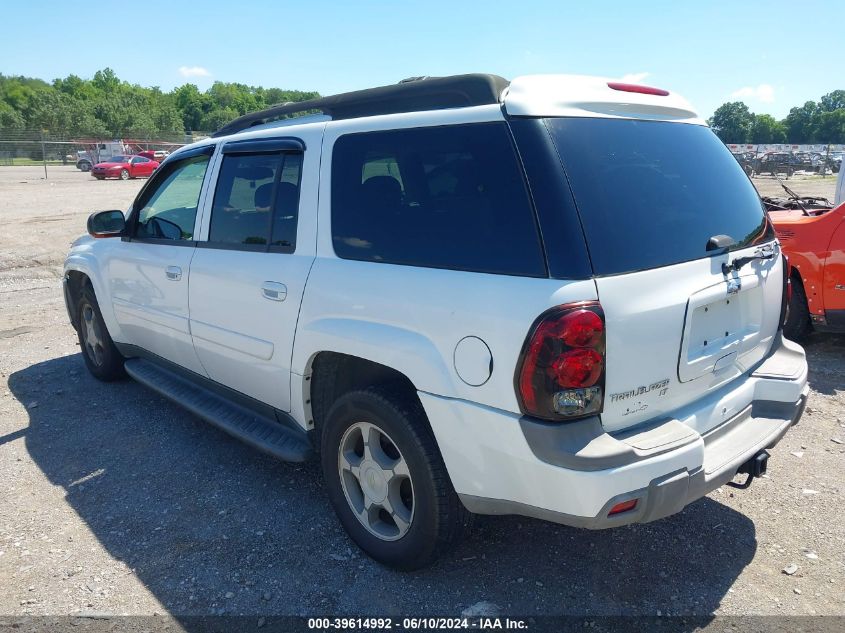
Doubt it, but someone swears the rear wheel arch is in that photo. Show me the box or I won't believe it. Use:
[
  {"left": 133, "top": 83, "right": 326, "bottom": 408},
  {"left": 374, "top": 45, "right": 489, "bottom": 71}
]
[{"left": 307, "top": 352, "right": 422, "bottom": 453}]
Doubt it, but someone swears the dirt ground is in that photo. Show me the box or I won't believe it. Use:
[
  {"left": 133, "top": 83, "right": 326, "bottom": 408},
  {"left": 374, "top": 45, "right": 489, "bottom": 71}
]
[
  {"left": 752, "top": 173, "right": 840, "bottom": 200},
  {"left": 0, "top": 166, "right": 843, "bottom": 622}
]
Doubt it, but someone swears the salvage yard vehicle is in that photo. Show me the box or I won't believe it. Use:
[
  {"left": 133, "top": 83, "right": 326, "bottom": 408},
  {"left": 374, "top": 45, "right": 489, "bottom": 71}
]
[
  {"left": 64, "top": 74, "right": 809, "bottom": 569},
  {"left": 731, "top": 150, "right": 756, "bottom": 176},
  {"left": 138, "top": 149, "right": 170, "bottom": 162},
  {"left": 91, "top": 154, "right": 159, "bottom": 180},
  {"left": 75, "top": 141, "right": 129, "bottom": 171},
  {"left": 758, "top": 152, "right": 799, "bottom": 177},
  {"left": 765, "top": 182, "right": 845, "bottom": 339}
]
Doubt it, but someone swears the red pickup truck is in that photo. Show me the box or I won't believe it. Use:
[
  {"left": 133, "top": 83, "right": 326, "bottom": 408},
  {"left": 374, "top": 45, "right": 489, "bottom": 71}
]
[{"left": 769, "top": 197, "right": 845, "bottom": 339}]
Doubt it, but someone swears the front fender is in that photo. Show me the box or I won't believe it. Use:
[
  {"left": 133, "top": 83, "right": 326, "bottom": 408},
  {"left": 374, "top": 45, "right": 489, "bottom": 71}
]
[
  {"left": 64, "top": 237, "right": 126, "bottom": 343},
  {"left": 292, "top": 317, "right": 456, "bottom": 396}
]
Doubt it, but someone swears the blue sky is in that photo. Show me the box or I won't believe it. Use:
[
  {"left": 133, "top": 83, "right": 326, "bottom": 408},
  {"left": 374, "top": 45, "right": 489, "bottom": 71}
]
[{"left": 1, "top": 0, "right": 841, "bottom": 119}]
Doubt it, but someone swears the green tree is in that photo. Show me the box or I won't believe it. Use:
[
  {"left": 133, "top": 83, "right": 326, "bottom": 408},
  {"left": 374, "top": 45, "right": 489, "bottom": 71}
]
[
  {"left": 749, "top": 114, "right": 786, "bottom": 144},
  {"left": 0, "top": 67, "right": 320, "bottom": 136},
  {"left": 814, "top": 109, "right": 845, "bottom": 144},
  {"left": 819, "top": 90, "right": 845, "bottom": 113},
  {"left": 784, "top": 101, "right": 819, "bottom": 143},
  {"left": 708, "top": 102, "right": 754, "bottom": 142},
  {"left": 0, "top": 101, "right": 24, "bottom": 129},
  {"left": 28, "top": 90, "right": 108, "bottom": 135},
  {"left": 173, "top": 84, "right": 209, "bottom": 131},
  {"left": 200, "top": 107, "right": 240, "bottom": 132},
  {"left": 207, "top": 81, "right": 261, "bottom": 115},
  {"left": 92, "top": 67, "right": 120, "bottom": 93}
]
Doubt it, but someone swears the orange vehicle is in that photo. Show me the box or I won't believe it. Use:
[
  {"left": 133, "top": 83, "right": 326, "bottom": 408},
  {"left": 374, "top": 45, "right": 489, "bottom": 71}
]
[{"left": 767, "top": 191, "right": 845, "bottom": 339}]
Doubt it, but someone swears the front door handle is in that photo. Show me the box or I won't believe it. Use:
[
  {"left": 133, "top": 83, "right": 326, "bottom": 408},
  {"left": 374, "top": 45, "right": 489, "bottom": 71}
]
[
  {"left": 261, "top": 281, "right": 287, "bottom": 302},
  {"left": 165, "top": 266, "right": 182, "bottom": 281}
]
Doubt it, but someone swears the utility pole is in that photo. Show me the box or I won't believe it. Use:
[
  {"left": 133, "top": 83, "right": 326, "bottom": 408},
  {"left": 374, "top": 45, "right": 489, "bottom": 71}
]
[{"left": 824, "top": 143, "right": 831, "bottom": 178}]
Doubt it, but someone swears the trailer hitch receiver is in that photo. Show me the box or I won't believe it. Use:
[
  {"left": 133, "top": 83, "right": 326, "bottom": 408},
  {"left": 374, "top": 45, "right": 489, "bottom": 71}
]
[{"left": 727, "top": 450, "right": 769, "bottom": 490}]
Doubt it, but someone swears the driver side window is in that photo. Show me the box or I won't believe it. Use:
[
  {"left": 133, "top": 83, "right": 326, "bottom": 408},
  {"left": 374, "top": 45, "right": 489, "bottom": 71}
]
[{"left": 135, "top": 153, "right": 211, "bottom": 241}]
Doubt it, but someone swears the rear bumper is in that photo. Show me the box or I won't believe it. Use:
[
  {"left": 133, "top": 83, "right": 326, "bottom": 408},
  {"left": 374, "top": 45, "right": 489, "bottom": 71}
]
[{"left": 421, "top": 333, "right": 808, "bottom": 528}]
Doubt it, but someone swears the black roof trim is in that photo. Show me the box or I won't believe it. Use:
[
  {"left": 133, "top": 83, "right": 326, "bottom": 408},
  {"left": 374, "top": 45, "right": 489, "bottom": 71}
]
[{"left": 212, "top": 74, "right": 510, "bottom": 138}]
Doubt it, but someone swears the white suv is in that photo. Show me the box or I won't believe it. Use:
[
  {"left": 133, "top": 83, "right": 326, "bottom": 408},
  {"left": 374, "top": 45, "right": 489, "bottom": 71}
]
[{"left": 64, "top": 74, "right": 809, "bottom": 569}]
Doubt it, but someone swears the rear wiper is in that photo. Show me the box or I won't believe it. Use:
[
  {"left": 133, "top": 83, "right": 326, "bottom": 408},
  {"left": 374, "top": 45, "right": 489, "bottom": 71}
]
[
  {"left": 773, "top": 172, "right": 809, "bottom": 216},
  {"left": 721, "top": 244, "right": 776, "bottom": 274}
]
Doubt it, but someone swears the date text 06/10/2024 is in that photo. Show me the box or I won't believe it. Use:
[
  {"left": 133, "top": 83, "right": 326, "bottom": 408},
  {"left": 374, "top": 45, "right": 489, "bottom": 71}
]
[{"left": 306, "top": 617, "right": 529, "bottom": 630}]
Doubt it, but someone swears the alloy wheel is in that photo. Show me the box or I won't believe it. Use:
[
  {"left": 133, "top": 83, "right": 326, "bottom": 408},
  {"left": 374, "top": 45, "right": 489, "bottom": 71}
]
[
  {"left": 81, "top": 303, "right": 105, "bottom": 367},
  {"left": 337, "top": 421, "right": 414, "bottom": 541}
]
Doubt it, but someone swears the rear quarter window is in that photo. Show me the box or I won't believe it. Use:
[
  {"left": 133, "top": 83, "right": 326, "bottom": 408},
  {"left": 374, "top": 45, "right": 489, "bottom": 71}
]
[
  {"left": 330, "top": 122, "right": 546, "bottom": 277},
  {"left": 545, "top": 118, "right": 774, "bottom": 276}
]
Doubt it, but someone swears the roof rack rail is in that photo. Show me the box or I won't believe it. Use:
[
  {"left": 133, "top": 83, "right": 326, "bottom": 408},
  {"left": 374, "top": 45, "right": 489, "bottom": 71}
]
[{"left": 212, "top": 73, "right": 509, "bottom": 138}]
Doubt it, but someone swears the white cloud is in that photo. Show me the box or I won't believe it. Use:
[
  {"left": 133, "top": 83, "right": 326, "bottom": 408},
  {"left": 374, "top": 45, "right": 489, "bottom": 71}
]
[
  {"left": 619, "top": 72, "right": 650, "bottom": 84},
  {"left": 729, "top": 84, "right": 775, "bottom": 103},
  {"left": 178, "top": 66, "right": 211, "bottom": 78}
]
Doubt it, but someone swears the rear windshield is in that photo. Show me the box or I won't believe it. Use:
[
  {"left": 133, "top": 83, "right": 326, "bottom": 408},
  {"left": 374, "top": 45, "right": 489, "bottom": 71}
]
[{"left": 545, "top": 118, "right": 774, "bottom": 276}]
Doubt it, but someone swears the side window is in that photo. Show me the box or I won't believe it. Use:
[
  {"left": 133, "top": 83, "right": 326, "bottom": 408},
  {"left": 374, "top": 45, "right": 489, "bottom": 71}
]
[
  {"left": 208, "top": 152, "right": 301, "bottom": 251},
  {"left": 330, "top": 123, "right": 545, "bottom": 276},
  {"left": 134, "top": 153, "right": 211, "bottom": 241},
  {"left": 272, "top": 153, "right": 303, "bottom": 248}
]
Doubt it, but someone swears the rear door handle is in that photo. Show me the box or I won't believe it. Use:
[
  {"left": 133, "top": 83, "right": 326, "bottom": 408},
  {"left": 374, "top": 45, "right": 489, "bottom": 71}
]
[
  {"left": 165, "top": 266, "right": 182, "bottom": 281},
  {"left": 261, "top": 281, "right": 287, "bottom": 302}
]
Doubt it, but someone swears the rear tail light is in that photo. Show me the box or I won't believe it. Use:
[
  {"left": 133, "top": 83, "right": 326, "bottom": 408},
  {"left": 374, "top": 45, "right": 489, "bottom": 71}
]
[
  {"left": 607, "top": 82, "right": 670, "bottom": 97},
  {"left": 779, "top": 253, "right": 790, "bottom": 330},
  {"left": 515, "top": 302, "right": 605, "bottom": 421}
]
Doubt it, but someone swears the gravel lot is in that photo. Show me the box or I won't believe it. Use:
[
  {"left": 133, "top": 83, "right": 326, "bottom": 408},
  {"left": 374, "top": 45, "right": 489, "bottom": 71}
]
[{"left": 1, "top": 166, "right": 843, "bottom": 621}]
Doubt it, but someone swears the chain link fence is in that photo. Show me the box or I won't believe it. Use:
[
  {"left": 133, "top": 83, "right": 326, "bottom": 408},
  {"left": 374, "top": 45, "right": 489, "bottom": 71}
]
[{"left": 0, "top": 129, "right": 212, "bottom": 176}]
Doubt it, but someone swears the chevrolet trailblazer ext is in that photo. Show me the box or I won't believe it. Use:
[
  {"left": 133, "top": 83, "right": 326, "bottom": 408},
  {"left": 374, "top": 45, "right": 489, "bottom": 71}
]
[{"left": 64, "top": 74, "right": 809, "bottom": 569}]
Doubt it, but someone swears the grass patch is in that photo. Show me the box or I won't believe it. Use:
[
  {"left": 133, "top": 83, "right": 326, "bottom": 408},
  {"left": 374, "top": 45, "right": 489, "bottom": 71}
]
[{"left": 1, "top": 157, "right": 67, "bottom": 166}]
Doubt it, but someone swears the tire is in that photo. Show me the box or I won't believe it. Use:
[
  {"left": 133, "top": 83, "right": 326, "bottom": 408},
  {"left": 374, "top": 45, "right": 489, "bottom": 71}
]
[
  {"left": 320, "top": 387, "right": 470, "bottom": 570},
  {"left": 119, "top": 169, "right": 130, "bottom": 180},
  {"left": 76, "top": 283, "right": 126, "bottom": 381},
  {"left": 783, "top": 276, "right": 812, "bottom": 342},
  {"left": 78, "top": 162, "right": 91, "bottom": 172}
]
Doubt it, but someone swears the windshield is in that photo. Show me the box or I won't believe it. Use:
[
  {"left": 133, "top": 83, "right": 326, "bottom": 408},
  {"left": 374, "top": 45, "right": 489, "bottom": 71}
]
[
  {"left": 105, "top": 155, "right": 129, "bottom": 163},
  {"left": 544, "top": 117, "right": 774, "bottom": 276}
]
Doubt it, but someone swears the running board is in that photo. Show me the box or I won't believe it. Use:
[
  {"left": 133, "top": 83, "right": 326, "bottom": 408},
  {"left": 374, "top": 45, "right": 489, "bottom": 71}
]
[{"left": 124, "top": 358, "right": 312, "bottom": 462}]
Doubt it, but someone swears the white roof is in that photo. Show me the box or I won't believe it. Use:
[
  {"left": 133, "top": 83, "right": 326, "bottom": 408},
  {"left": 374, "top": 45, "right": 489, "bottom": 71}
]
[{"left": 503, "top": 74, "right": 703, "bottom": 124}]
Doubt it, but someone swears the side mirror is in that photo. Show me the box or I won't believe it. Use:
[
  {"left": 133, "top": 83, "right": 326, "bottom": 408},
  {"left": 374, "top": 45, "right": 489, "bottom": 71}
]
[{"left": 87, "top": 210, "right": 125, "bottom": 238}]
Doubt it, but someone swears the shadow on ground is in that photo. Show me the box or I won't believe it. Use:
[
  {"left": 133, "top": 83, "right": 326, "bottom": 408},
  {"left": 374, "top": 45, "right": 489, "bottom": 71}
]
[
  {"left": 802, "top": 333, "right": 845, "bottom": 396},
  {"left": 11, "top": 353, "right": 761, "bottom": 624}
]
